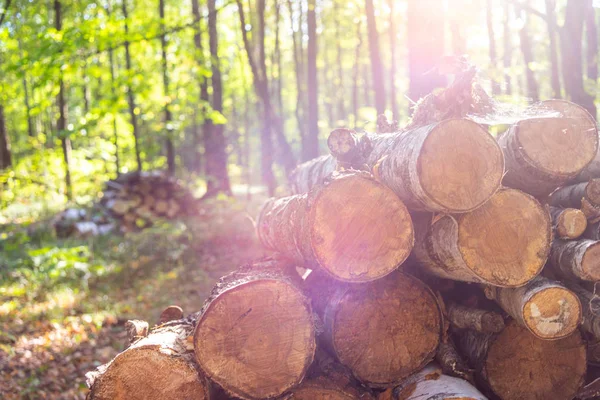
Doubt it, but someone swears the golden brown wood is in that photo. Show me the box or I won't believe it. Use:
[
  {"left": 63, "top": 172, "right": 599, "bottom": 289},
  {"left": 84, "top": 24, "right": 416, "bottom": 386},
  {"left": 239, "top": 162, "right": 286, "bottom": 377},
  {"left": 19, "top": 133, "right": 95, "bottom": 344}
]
[
  {"left": 258, "top": 171, "right": 414, "bottom": 282},
  {"left": 549, "top": 239, "right": 600, "bottom": 281},
  {"left": 499, "top": 107, "right": 598, "bottom": 196},
  {"left": 414, "top": 188, "right": 551, "bottom": 287},
  {"left": 193, "top": 260, "right": 316, "bottom": 400},
  {"left": 485, "top": 276, "right": 582, "bottom": 340},
  {"left": 87, "top": 322, "right": 211, "bottom": 400},
  {"left": 287, "top": 378, "right": 360, "bottom": 400},
  {"left": 320, "top": 272, "right": 442, "bottom": 387},
  {"left": 549, "top": 206, "right": 587, "bottom": 239},
  {"left": 158, "top": 305, "right": 184, "bottom": 325},
  {"left": 459, "top": 320, "right": 586, "bottom": 400}
]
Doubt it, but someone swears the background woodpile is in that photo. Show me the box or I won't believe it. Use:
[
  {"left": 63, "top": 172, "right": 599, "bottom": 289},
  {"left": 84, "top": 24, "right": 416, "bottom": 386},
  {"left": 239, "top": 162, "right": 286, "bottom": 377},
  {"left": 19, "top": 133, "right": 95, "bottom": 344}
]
[{"left": 85, "top": 78, "right": 600, "bottom": 399}]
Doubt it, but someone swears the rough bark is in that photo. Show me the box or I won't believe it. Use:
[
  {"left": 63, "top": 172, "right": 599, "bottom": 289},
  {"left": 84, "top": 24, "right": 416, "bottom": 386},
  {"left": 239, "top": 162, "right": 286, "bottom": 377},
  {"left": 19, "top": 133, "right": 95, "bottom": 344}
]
[
  {"left": 365, "top": 0, "right": 385, "bottom": 114},
  {"left": 545, "top": 0, "right": 562, "bottom": 98},
  {"left": 193, "top": 259, "right": 315, "bottom": 399},
  {"left": 549, "top": 206, "right": 587, "bottom": 239},
  {"left": 435, "top": 340, "right": 474, "bottom": 384},
  {"left": 86, "top": 322, "right": 211, "bottom": 400},
  {"left": 204, "top": 0, "right": 231, "bottom": 197},
  {"left": 258, "top": 171, "right": 414, "bottom": 282},
  {"left": 414, "top": 188, "right": 551, "bottom": 287},
  {"left": 549, "top": 180, "right": 600, "bottom": 220},
  {"left": 0, "top": 105, "right": 11, "bottom": 169},
  {"left": 584, "top": 220, "right": 600, "bottom": 240},
  {"left": 446, "top": 303, "right": 504, "bottom": 334},
  {"left": 54, "top": 0, "right": 72, "bottom": 200},
  {"left": 305, "top": 0, "right": 319, "bottom": 161},
  {"left": 549, "top": 239, "right": 600, "bottom": 281},
  {"left": 407, "top": 0, "right": 445, "bottom": 103},
  {"left": 124, "top": 320, "right": 149, "bottom": 345},
  {"left": 383, "top": 364, "right": 487, "bottom": 400},
  {"left": 498, "top": 115, "right": 598, "bottom": 197},
  {"left": 564, "top": 282, "right": 600, "bottom": 341},
  {"left": 159, "top": 0, "right": 175, "bottom": 175},
  {"left": 122, "top": 0, "right": 142, "bottom": 172},
  {"left": 518, "top": 3, "right": 539, "bottom": 102},
  {"left": 561, "top": 0, "right": 597, "bottom": 118},
  {"left": 306, "top": 271, "right": 442, "bottom": 388},
  {"left": 484, "top": 276, "right": 582, "bottom": 340},
  {"left": 291, "top": 119, "right": 504, "bottom": 213},
  {"left": 458, "top": 321, "right": 586, "bottom": 400}
]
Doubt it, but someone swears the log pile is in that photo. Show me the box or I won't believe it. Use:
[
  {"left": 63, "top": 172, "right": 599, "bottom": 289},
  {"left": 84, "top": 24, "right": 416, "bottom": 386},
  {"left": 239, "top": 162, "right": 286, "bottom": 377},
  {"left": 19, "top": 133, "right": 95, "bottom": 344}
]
[{"left": 87, "top": 80, "right": 600, "bottom": 399}]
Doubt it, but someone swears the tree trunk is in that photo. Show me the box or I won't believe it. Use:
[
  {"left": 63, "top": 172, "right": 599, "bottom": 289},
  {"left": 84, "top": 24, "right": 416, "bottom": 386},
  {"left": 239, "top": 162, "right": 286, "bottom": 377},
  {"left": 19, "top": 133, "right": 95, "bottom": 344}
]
[
  {"left": 518, "top": 3, "right": 540, "bottom": 102},
  {"left": 291, "top": 120, "right": 504, "bottom": 213},
  {"left": 484, "top": 276, "right": 582, "bottom": 340},
  {"left": 334, "top": 2, "right": 345, "bottom": 122},
  {"left": 18, "top": 38, "right": 34, "bottom": 137},
  {"left": 0, "top": 105, "right": 11, "bottom": 169},
  {"left": 159, "top": 0, "right": 175, "bottom": 174},
  {"left": 561, "top": 0, "right": 597, "bottom": 118},
  {"left": 387, "top": 0, "right": 397, "bottom": 120},
  {"left": 549, "top": 206, "right": 588, "bottom": 239},
  {"left": 499, "top": 115, "right": 598, "bottom": 197},
  {"left": 549, "top": 239, "right": 600, "bottom": 281},
  {"left": 586, "top": 2, "right": 598, "bottom": 84},
  {"left": 545, "top": 0, "right": 562, "bottom": 98},
  {"left": 503, "top": 0, "right": 512, "bottom": 95},
  {"left": 54, "top": 0, "right": 72, "bottom": 200},
  {"left": 352, "top": 19, "right": 363, "bottom": 128},
  {"left": 365, "top": 0, "right": 385, "bottom": 114},
  {"left": 191, "top": 0, "right": 209, "bottom": 175},
  {"left": 458, "top": 321, "right": 586, "bottom": 400},
  {"left": 407, "top": 0, "right": 445, "bottom": 103},
  {"left": 486, "top": 0, "right": 500, "bottom": 95},
  {"left": 86, "top": 321, "right": 211, "bottom": 400},
  {"left": 193, "top": 260, "right": 316, "bottom": 399},
  {"left": 414, "top": 188, "right": 551, "bottom": 287},
  {"left": 259, "top": 171, "right": 414, "bottom": 282},
  {"left": 305, "top": 271, "right": 442, "bottom": 388},
  {"left": 386, "top": 364, "right": 486, "bottom": 400},
  {"left": 203, "top": 0, "right": 231, "bottom": 197},
  {"left": 287, "top": 0, "right": 306, "bottom": 147},
  {"left": 446, "top": 303, "right": 504, "bottom": 333},
  {"left": 549, "top": 179, "right": 600, "bottom": 220},
  {"left": 122, "top": 0, "right": 142, "bottom": 172},
  {"left": 305, "top": 0, "right": 319, "bottom": 161},
  {"left": 106, "top": 3, "right": 120, "bottom": 176}
]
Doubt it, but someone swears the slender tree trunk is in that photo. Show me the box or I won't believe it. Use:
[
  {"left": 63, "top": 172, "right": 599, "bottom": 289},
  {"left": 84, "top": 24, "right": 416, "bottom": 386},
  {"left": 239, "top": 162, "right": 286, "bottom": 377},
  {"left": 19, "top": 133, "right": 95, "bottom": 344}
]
[
  {"left": 586, "top": 3, "right": 598, "bottom": 84},
  {"left": 82, "top": 61, "right": 90, "bottom": 114},
  {"left": 106, "top": 3, "right": 120, "bottom": 176},
  {"left": 18, "top": 38, "right": 34, "bottom": 137},
  {"left": 334, "top": 2, "right": 345, "bottom": 122},
  {"left": 203, "top": 0, "right": 231, "bottom": 196},
  {"left": 352, "top": 19, "right": 363, "bottom": 128},
  {"left": 159, "top": 0, "right": 175, "bottom": 174},
  {"left": 407, "top": 0, "right": 445, "bottom": 103},
  {"left": 122, "top": 0, "right": 142, "bottom": 171},
  {"left": 287, "top": 0, "right": 306, "bottom": 148},
  {"left": 518, "top": 4, "right": 540, "bottom": 102},
  {"left": 486, "top": 0, "right": 500, "bottom": 95},
  {"left": 503, "top": 1, "right": 512, "bottom": 95},
  {"left": 274, "top": 1, "right": 283, "bottom": 115},
  {"left": 365, "top": 0, "right": 385, "bottom": 114},
  {"left": 54, "top": 0, "right": 72, "bottom": 200},
  {"left": 0, "top": 105, "right": 11, "bottom": 169},
  {"left": 561, "top": 0, "right": 597, "bottom": 118},
  {"left": 306, "top": 0, "right": 319, "bottom": 161},
  {"left": 191, "top": 0, "right": 209, "bottom": 175},
  {"left": 388, "top": 0, "right": 397, "bottom": 120},
  {"left": 546, "top": 0, "right": 562, "bottom": 98}
]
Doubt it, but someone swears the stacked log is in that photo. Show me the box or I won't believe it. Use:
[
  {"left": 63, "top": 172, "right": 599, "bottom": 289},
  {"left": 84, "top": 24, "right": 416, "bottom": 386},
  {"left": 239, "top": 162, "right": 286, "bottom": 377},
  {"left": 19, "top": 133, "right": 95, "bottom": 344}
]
[
  {"left": 87, "top": 91, "right": 600, "bottom": 399},
  {"left": 100, "top": 171, "right": 197, "bottom": 230}
]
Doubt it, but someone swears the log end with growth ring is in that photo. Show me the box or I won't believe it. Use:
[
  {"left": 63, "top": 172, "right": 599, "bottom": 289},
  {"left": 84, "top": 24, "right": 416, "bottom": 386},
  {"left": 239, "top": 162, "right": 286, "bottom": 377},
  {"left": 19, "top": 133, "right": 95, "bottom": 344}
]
[
  {"left": 514, "top": 116, "right": 597, "bottom": 176},
  {"left": 414, "top": 119, "right": 504, "bottom": 212},
  {"left": 327, "top": 272, "right": 442, "bottom": 387},
  {"left": 288, "top": 378, "right": 360, "bottom": 399},
  {"left": 458, "top": 188, "right": 551, "bottom": 287},
  {"left": 521, "top": 286, "right": 582, "bottom": 340},
  {"left": 554, "top": 208, "right": 587, "bottom": 239},
  {"left": 194, "top": 279, "right": 315, "bottom": 399},
  {"left": 485, "top": 321, "right": 586, "bottom": 400},
  {"left": 310, "top": 173, "right": 414, "bottom": 282},
  {"left": 327, "top": 128, "right": 361, "bottom": 161}
]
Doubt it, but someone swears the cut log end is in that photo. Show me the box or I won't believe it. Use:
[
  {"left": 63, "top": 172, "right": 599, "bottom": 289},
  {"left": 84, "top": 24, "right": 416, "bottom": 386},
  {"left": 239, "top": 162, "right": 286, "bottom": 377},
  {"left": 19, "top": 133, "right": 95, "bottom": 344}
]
[
  {"left": 416, "top": 119, "right": 504, "bottom": 212},
  {"left": 289, "top": 380, "right": 359, "bottom": 400},
  {"left": 485, "top": 322, "right": 586, "bottom": 400},
  {"left": 582, "top": 242, "right": 600, "bottom": 279},
  {"left": 310, "top": 174, "right": 414, "bottom": 282},
  {"left": 194, "top": 279, "right": 315, "bottom": 399},
  {"left": 327, "top": 128, "right": 360, "bottom": 160},
  {"left": 522, "top": 286, "right": 581, "bottom": 340},
  {"left": 458, "top": 188, "right": 551, "bottom": 287},
  {"left": 554, "top": 208, "right": 587, "bottom": 239},
  {"left": 330, "top": 273, "right": 441, "bottom": 386}
]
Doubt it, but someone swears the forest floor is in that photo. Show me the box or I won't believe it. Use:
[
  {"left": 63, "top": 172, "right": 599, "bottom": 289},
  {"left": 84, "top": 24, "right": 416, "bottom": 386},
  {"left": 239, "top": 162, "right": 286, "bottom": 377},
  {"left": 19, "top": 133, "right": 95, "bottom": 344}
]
[{"left": 0, "top": 192, "right": 266, "bottom": 399}]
